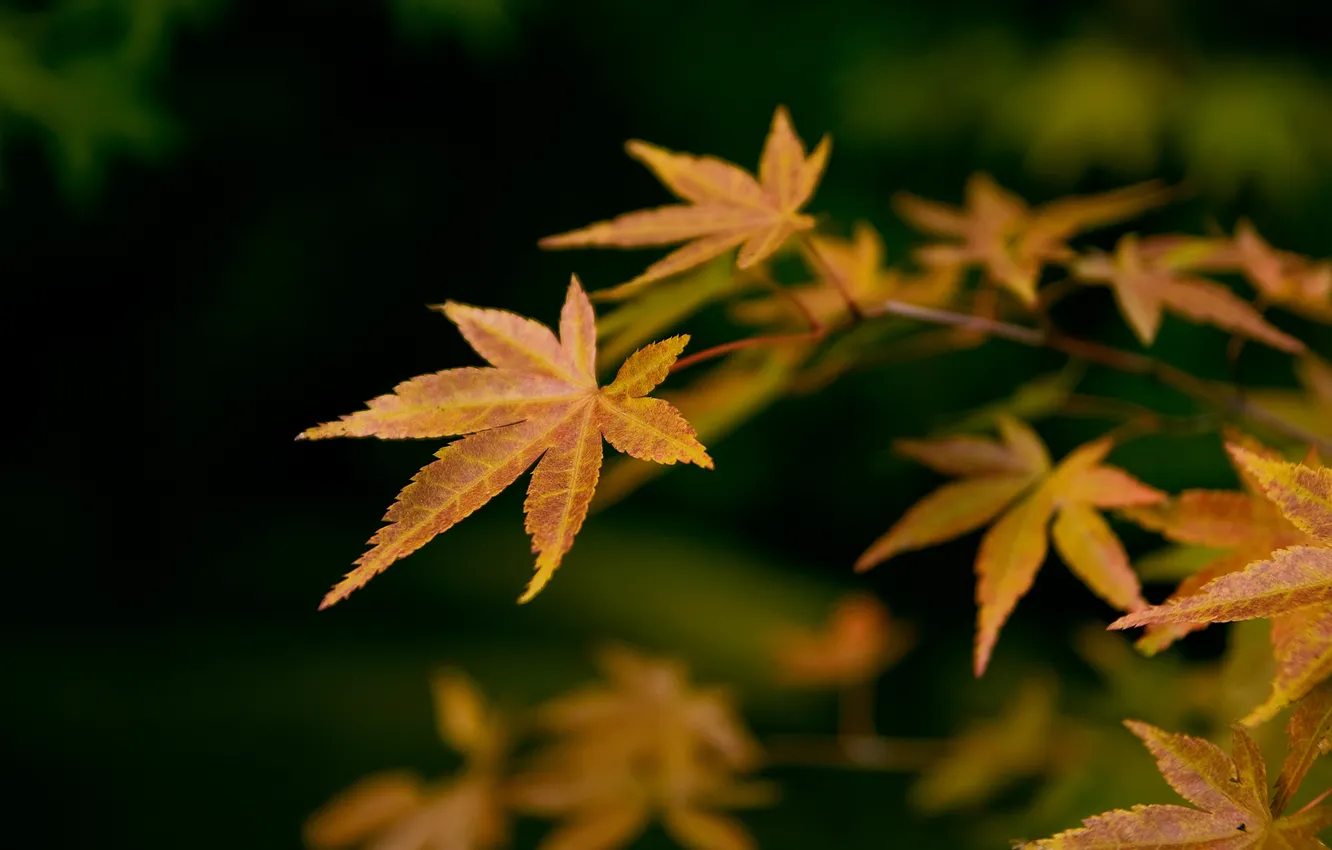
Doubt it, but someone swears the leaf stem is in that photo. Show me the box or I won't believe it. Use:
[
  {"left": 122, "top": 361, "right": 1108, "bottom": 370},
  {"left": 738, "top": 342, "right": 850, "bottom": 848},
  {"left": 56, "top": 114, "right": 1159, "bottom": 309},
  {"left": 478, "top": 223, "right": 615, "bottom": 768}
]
[
  {"left": 670, "top": 330, "right": 820, "bottom": 373},
  {"left": 669, "top": 266, "right": 827, "bottom": 373},
  {"left": 797, "top": 233, "right": 866, "bottom": 322},
  {"left": 838, "top": 680, "right": 877, "bottom": 738},
  {"left": 745, "top": 265, "right": 825, "bottom": 335}
]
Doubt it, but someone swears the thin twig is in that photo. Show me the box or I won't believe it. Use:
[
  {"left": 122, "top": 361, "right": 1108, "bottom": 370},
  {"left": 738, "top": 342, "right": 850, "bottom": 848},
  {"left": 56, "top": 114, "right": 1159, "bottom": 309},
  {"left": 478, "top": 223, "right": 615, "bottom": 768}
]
[
  {"left": 668, "top": 266, "right": 827, "bottom": 374},
  {"left": 867, "top": 300, "right": 1045, "bottom": 346},
  {"left": 764, "top": 734, "right": 947, "bottom": 772},
  {"left": 669, "top": 277, "right": 1330, "bottom": 453},
  {"left": 867, "top": 299, "right": 1332, "bottom": 452}
]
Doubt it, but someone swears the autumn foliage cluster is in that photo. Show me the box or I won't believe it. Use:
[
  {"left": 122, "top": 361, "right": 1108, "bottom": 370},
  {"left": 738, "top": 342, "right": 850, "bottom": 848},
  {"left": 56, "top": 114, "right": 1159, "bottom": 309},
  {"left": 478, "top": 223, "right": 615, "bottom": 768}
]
[{"left": 301, "top": 107, "right": 1332, "bottom": 848}]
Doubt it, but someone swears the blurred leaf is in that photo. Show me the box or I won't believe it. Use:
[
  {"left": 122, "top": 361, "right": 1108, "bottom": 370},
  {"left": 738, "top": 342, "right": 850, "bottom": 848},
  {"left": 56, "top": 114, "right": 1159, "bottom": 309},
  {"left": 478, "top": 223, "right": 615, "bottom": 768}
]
[
  {"left": 838, "top": 31, "right": 1022, "bottom": 145},
  {"left": 0, "top": 0, "right": 213, "bottom": 198},
  {"left": 596, "top": 256, "right": 741, "bottom": 369},
  {"left": 1178, "top": 64, "right": 1332, "bottom": 199},
  {"left": 392, "top": 0, "right": 516, "bottom": 53},
  {"left": 510, "top": 645, "right": 768, "bottom": 850},
  {"left": 1133, "top": 544, "right": 1229, "bottom": 583},
  {"left": 911, "top": 676, "right": 1073, "bottom": 814},
  {"left": 985, "top": 40, "right": 1173, "bottom": 182},
  {"left": 771, "top": 593, "right": 912, "bottom": 689},
  {"left": 942, "top": 364, "right": 1084, "bottom": 434}
]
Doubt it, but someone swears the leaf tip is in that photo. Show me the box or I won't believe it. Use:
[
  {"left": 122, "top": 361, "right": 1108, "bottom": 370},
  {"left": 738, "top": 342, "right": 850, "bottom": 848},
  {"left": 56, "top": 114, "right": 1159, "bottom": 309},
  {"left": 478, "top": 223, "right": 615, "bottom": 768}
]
[
  {"left": 518, "top": 555, "right": 560, "bottom": 604},
  {"left": 972, "top": 639, "right": 994, "bottom": 678},
  {"left": 1105, "top": 612, "right": 1138, "bottom": 630}
]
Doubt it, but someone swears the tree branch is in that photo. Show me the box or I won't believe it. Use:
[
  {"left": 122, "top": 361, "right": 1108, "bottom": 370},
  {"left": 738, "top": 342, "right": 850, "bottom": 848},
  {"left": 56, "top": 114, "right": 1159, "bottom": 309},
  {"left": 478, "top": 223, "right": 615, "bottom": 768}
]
[{"left": 870, "top": 299, "right": 1332, "bottom": 454}]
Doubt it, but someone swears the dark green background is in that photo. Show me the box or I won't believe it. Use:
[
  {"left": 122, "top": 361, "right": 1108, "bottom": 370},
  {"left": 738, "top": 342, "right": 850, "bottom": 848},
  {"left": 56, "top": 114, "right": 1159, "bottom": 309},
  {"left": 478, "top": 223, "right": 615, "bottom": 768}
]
[{"left": 4, "top": 1, "right": 1331, "bottom": 847}]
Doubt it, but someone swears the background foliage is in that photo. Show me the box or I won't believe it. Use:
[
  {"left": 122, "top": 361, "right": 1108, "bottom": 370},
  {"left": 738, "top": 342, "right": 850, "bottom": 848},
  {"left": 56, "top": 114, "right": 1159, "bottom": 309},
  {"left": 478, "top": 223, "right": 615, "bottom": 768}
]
[{"left": 4, "top": 1, "right": 1331, "bottom": 847}]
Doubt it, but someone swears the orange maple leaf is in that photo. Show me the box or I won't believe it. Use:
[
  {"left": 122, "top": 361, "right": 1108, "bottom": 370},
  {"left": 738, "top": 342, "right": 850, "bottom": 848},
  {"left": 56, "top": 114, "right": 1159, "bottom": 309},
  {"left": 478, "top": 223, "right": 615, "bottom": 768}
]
[
  {"left": 856, "top": 416, "right": 1164, "bottom": 675},
  {"left": 1120, "top": 434, "right": 1316, "bottom": 655},
  {"left": 300, "top": 276, "right": 712, "bottom": 607},
  {"left": 772, "top": 593, "right": 913, "bottom": 689},
  {"left": 509, "top": 645, "right": 771, "bottom": 850},
  {"left": 304, "top": 670, "right": 509, "bottom": 850},
  {"left": 894, "top": 173, "right": 1169, "bottom": 306},
  {"left": 1072, "top": 234, "right": 1305, "bottom": 352},
  {"left": 1112, "top": 448, "right": 1332, "bottom": 724},
  {"left": 1025, "top": 721, "right": 1332, "bottom": 849},
  {"left": 1230, "top": 221, "right": 1332, "bottom": 323},
  {"left": 540, "top": 106, "right": 830, "bottom": 300}
]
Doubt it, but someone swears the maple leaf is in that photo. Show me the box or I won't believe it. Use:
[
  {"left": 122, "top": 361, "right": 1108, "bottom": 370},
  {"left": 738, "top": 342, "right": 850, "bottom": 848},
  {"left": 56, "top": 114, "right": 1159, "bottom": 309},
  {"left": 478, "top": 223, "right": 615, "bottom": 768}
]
[
  {"left": 305, "top": 670, "right": 509, "bottom": 850},
  {"left": 772, "top": 593, "right": 913, "bottom": 689},
  {"left": 894, "top": 173, "right": 1169, "bottom": 305},
  {"left": 1119, "top": 434, "right": 1316, "bottom": 655},
  {"left": 300, "top": 276, "right": 712, "bottom": 607},
  {"left": 509, "top": 645, "right": 772, "bottom": 850},
  {"left": 1274, "top": 683, "right": 1332, "bottom": 817},
  {"left": 910, "top": 677, "right": 1080, "bottom": 814},
  {"left": 1072, "top": 234, "right": 1305, "bottom": 352},
  {"left": 1221, "top": 221, "right": 1332, "bottom": 323},
  {"left": 1249, "top": 357, "right": 1332, "bottom": 442},
  {"left": 595, "top": 256, "right": 739, "bottom": 369},
  {"left": 1113, "top": 447, "right": 1332, "bottom": 724},
  {"left": 856, "top": 416, "right": 1164, "bottom": 675},
  {"left": 593, "top": 346, "right": 800, "bottom": 511},
  {"left": 1122, "top": 227, "right": 1332, "bottom": 323},
  {"left": 1025, "top": 720, "right": 1332, "bottom": 849},
  {"left": 941, "top": 364, "right": 1084, "bottom": 435},
  {"left": 540, "top": 106, "right": 830, "bottom": 301},
  {"left": 730, "top": 222, "right": 961, "bottom": 328}
]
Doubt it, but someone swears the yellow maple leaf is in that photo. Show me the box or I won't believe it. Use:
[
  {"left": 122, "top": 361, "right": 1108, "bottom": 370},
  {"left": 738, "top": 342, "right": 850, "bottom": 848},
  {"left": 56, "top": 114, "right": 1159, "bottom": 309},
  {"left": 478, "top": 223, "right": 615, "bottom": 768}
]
[
  {"left": 304, "top": 670, "right": 508, "bottom": 850},
  {"left": 593, "top": 345, "right": 800, "bottom": 511},
  {"left": 1248, "top": 356, "right": 1332, "bottom": 442},
  {"left": 857, "top": 416, "right": 1164, "bottom": 675},
  {"left": 540, "top": 106, "right": 830, "bottom": 300},
  {"left": 510, "top": 645, "right": 772, "bottom": 850},
  {"left": 300, "top": 276, "right": 712, "bottom": 607}
]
